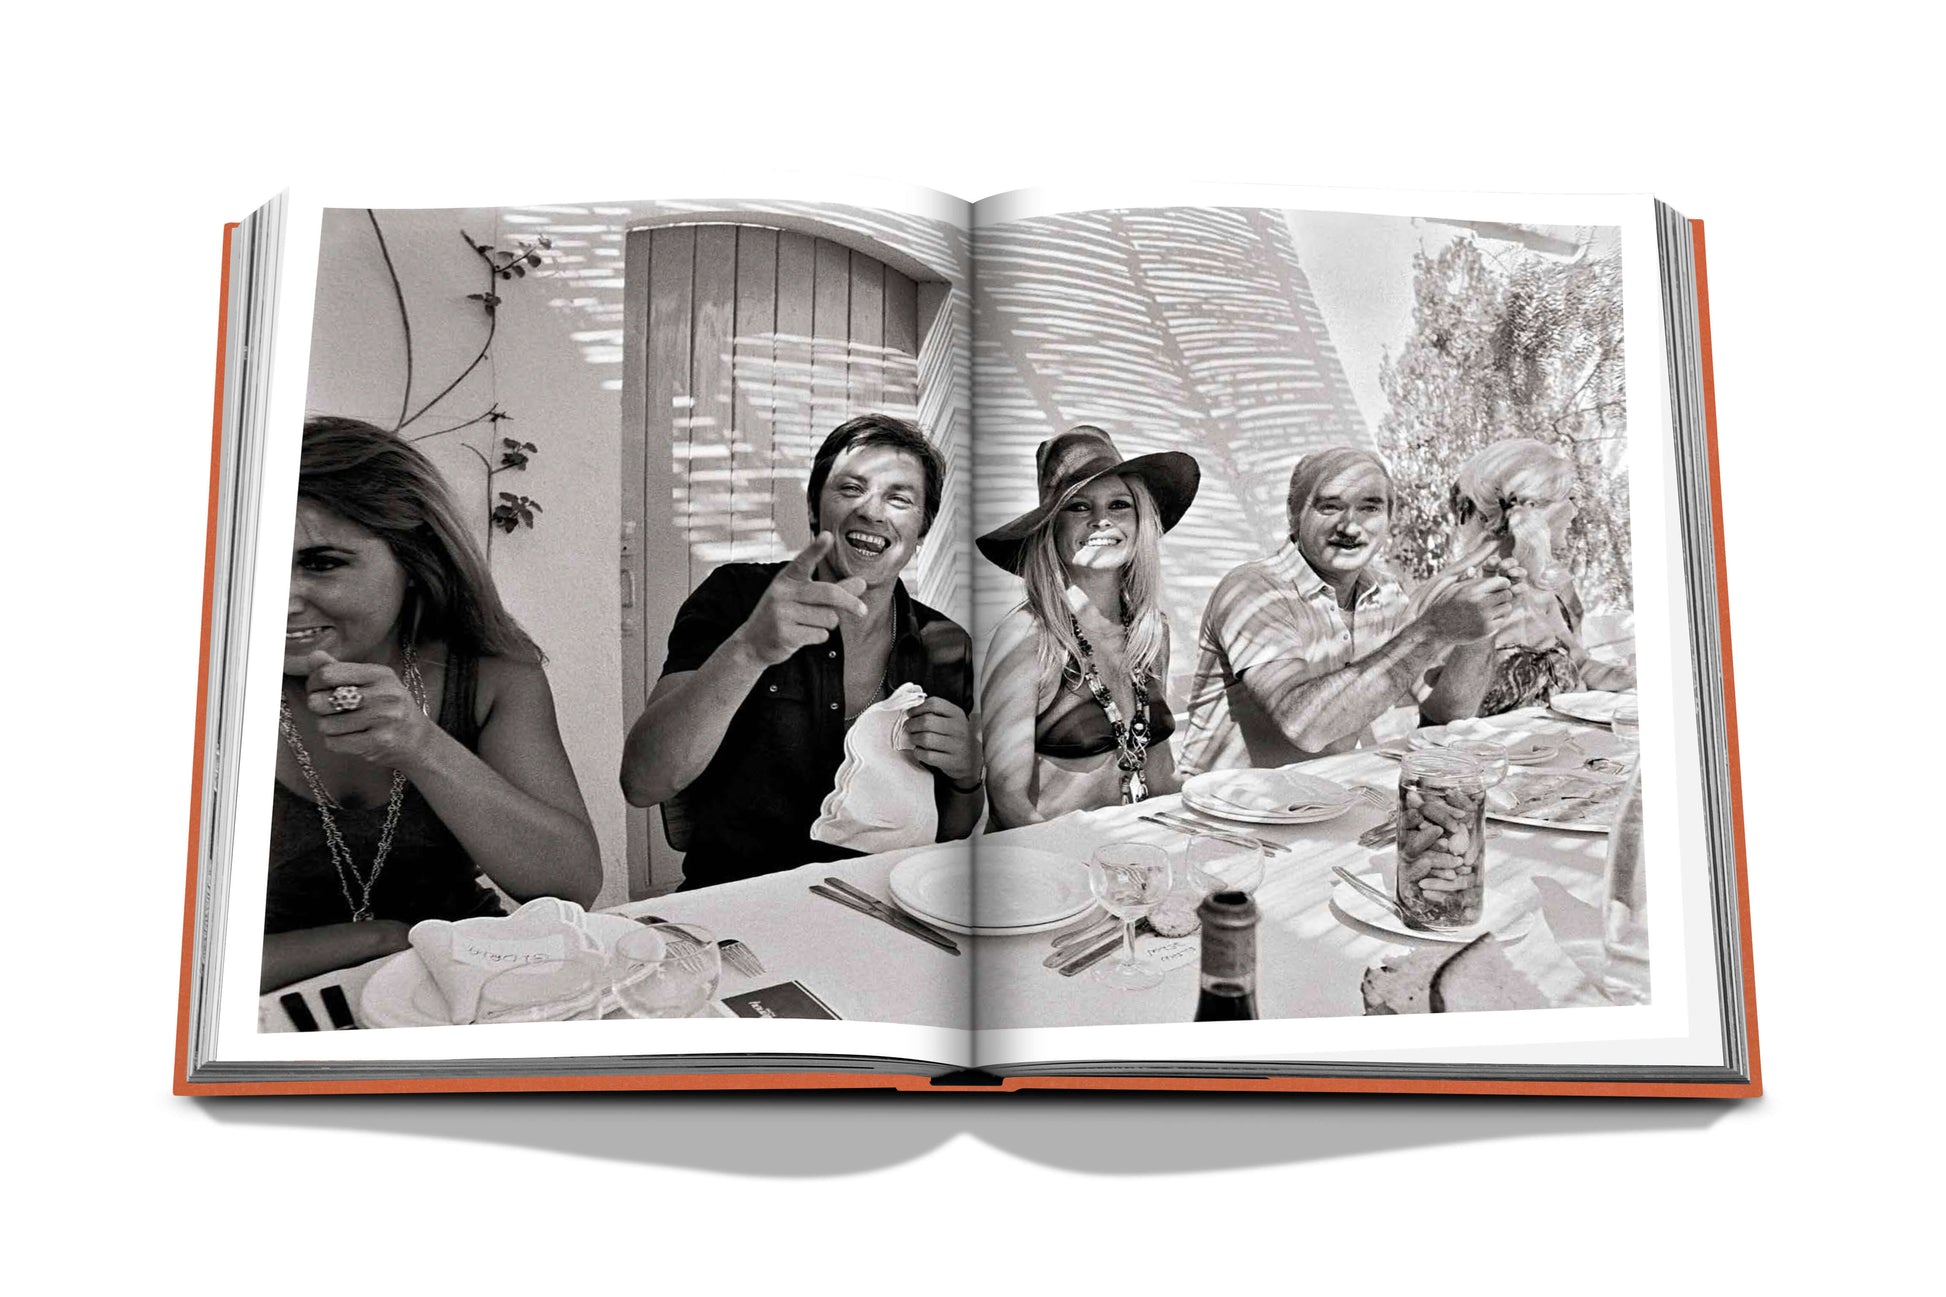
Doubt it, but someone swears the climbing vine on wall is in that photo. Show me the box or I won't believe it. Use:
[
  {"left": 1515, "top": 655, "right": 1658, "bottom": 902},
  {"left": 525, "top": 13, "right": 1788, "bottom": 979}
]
[{"left": 366, "top": 209, "right": 552, "bottom": 554}]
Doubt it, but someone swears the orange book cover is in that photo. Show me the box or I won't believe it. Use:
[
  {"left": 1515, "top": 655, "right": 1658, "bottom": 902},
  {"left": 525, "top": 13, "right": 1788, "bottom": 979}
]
[{"left": 177, "top": 216, "right": 1757, "bottom": 1099}]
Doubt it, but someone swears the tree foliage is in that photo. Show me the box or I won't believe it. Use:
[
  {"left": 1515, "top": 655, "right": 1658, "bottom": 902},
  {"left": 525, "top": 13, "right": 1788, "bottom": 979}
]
[{"left": 1376, "top": 236, "right": 1632, "bottom": 611}]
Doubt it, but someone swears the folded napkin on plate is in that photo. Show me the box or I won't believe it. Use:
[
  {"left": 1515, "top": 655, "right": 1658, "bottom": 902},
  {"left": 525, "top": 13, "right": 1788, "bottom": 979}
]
[
  {"left": 1202, "top": 769, "right": 1346, "bottom": 812},
  {"left": 810, "top": 682, "right": 936, "bottom": 854},
  {"left": 1415, "top": 718, "right": 1555, "bottom": 762},
  {"left": 408, "top": 897, "right": 605, "bottom": 1025}
]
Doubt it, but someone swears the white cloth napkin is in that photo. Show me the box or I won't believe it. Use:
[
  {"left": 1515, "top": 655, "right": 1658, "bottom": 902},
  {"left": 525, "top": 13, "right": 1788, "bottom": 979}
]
[
  {"left": 810, "top": 682, "right": 936, "bottom": 854},
  {"left": 407, "top": 897, "right": 604, "bottom": 1025}
]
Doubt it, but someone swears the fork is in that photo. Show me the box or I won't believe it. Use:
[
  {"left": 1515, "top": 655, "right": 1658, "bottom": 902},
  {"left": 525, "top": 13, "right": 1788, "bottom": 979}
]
[{"left": 1352, "top": 786, "right": 1393, "bottom": 813}]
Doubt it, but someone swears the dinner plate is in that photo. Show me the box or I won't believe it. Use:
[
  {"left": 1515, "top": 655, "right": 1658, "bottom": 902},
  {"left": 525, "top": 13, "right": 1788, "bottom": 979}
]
[
  {"left": 1484, "top": 770, "right": 1623, "bottom": 833},
  {"left": 1331, "top": 870, "right": 1534, "bottom": 945},
  {"left": 1549, "top": 690, "right": 1627, "bottom": 725},
  {"left": 359, "top": 912, "right": 639, "bottom": 1028},
  {"left": 1180, "top": 769, "right": 1356, "bottom": 825},
  {"left": 1408, "top": 723, "right": 1559, "bottom": 765},
  {"left": 888, "top": 844, "right": 1093, "bottom": 936}
]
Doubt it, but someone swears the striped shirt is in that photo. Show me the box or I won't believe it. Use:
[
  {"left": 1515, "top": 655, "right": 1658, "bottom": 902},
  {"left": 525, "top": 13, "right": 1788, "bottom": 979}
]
[{"left": 1179, "top": 540, "right": 1414, "bottom": 776}]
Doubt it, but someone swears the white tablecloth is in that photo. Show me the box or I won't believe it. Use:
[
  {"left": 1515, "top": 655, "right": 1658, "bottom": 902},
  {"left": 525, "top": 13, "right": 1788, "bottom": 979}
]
[{"left": 262, "top": 709, "right": 1619, "bottom": 1033}]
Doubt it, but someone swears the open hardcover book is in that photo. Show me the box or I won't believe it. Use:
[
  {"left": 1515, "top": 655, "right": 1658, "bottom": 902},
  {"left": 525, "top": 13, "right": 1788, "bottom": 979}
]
[{"left": 177, "top": 179, "right": 1758, "bottom": 1096}]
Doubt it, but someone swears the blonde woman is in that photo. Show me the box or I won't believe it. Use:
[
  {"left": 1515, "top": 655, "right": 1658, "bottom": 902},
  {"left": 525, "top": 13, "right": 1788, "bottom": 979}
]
[
  {"left": 1443, "top": 437, "right": 1635, "bottom": 715},
  {"left": 977, "top": 427, "right": 1200, "bottom": 829}
]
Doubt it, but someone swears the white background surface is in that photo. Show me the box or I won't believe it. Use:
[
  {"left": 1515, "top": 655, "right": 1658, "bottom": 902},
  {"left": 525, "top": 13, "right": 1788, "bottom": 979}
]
[{"left": 7, "top": 3, "right": 1934, "bottom": 1291}]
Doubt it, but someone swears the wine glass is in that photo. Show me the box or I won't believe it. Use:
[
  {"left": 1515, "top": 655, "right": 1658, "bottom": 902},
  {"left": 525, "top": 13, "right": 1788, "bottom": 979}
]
[
  {"left": 476, "top": 957, "right": 605, "bottom": 1024},
  {"left": 1086, "top": 843, "right": 1172, "bottom": 991},
  {"left": 610, "top": 922, "right": 722, "bottom": 1019},
  {"left": 1185, "top": 834, "right": 1266, "bottom": 898}
]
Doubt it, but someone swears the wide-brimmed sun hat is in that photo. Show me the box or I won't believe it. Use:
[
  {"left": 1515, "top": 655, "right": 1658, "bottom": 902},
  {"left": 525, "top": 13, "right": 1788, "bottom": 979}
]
[{"left": 976, "top": 425, "right": 1200, "bottom": 574}]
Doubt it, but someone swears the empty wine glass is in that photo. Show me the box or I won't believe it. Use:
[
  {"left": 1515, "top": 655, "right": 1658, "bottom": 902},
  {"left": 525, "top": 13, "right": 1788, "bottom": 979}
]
[
  {"left": 1185, "top": 834, "right": 1266, "bottom": 898},
  {"left": 1086, "top": 843, "right": 1172, "bottom": 990},
  {"left": 610, "top": 922, "right": 722, "bottom": 1019},
  {"left": 1608, "top": 696, "right": 1641, "bottom": 775},
  {"left": 476, "top": 957, "right": 605, "bottom": 1024}
]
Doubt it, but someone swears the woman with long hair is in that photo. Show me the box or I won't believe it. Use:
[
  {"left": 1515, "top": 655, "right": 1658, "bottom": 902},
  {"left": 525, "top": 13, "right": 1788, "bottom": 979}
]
[
  {"left": 977, "top": 427, "right": 1199, "bottom": 829},
  {"left": 1442, "top": 437, "right": 1635, "bottom": 715},
  {"left": 263, "top": 417, "right": 601, "bottom": 991}
]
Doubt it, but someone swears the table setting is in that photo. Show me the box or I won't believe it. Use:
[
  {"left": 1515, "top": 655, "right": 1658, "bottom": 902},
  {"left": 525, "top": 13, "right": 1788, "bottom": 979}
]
[{"left": 263, "top": 699, "right": 1642, "bottom": 1034}]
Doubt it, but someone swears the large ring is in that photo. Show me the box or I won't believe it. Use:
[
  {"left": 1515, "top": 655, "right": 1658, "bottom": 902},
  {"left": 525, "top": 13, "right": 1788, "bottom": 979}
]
[{"left": 329, "top": 685, "right": 364, "bottom": 713}]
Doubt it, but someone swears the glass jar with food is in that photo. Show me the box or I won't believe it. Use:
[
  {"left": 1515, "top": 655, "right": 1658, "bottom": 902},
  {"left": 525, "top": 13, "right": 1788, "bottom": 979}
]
[{"left": 1396, "top": 750, "right": 1488, "bottom": 930}]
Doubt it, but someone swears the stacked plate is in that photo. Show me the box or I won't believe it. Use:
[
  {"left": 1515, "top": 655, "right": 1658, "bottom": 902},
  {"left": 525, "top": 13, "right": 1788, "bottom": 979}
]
[
  {"left": 1409, "top": 720, "right": 1559, "bottom": 765},
  {"left": 1485, "top": 769, "right": 1624, "bottom": 833},
  {"left": 888, "top": 844, "right": 1094, "bottom": 937},
  {"left": 1549, "top": 690, "right": 1628, "bottom": 725},
  {"left": 1180, "top": 768, "right": 1356, "bottom": 825}
]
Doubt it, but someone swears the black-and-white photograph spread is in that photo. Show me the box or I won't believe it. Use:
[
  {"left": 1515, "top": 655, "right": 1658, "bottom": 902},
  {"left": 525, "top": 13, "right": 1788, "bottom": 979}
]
[{"left": 261, "top": 194, "right": 1648, "bottom": 1041}]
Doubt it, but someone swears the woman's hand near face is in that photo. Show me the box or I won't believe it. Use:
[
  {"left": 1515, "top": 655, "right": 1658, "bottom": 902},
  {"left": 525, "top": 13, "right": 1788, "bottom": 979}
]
[{"left": 299, "top": 650, "right": 441, "bottom": 774}]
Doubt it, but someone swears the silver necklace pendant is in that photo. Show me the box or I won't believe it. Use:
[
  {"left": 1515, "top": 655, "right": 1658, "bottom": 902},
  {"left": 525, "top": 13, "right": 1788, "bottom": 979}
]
[{"left": 351, "top": 908, "right": 374, "bottom": 923}]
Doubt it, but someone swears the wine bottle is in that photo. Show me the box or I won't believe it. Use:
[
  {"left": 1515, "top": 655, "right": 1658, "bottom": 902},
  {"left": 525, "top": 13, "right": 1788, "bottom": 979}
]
[{"left": 1193, "top": 890, "right": 1259, "bottom": 1021}]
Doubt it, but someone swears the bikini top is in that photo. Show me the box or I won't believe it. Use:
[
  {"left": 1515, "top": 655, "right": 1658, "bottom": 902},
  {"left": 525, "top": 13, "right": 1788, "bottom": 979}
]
[{"left": 1035, "top": 690, "right": 1176, "bottom": 760}]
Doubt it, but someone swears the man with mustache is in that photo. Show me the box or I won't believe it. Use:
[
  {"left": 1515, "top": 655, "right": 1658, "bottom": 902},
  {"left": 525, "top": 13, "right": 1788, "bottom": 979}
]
[
  {"left": 1179, "top": 448, "right": 1515, "bottom": 776},
  {"left": 622, "top": 415, "right": 982, "bottom": 889}
]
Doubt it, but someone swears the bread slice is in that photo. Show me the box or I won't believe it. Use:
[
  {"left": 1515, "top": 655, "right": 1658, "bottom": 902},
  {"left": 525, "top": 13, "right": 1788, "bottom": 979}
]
[
  {"left": 1361, "top": 934, "right": 1548, "bottom": 1015},
  {"left": 1429, "top": 934, "right": 1550, "bottom": 1013}
]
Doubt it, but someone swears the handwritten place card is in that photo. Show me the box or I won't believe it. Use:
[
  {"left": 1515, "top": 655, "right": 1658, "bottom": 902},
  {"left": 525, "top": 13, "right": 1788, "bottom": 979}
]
[
  {"left": 1149, "top": 937, "right": 1200, "bottom": 972},
  {"left": 450, "top": 933, "right": 570, "bottom": 970},
  {"left": 720, "top": 982, "right": 842, "bottom": 1020}
]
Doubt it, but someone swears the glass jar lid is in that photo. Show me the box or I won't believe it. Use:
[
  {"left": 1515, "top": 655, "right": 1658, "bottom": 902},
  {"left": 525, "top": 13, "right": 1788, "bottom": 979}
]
[{"left": 1400, "top": 748, "right": 1486, "bottom": 788}]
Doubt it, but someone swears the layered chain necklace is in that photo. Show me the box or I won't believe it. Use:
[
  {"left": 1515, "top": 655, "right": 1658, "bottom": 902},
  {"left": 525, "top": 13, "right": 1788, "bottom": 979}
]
[
  {"left": 1069, "top": 613, "right": 1150, "bottom": 803},
  {"left": 276, "top": 644, "right": 429, "bottom": 923}
]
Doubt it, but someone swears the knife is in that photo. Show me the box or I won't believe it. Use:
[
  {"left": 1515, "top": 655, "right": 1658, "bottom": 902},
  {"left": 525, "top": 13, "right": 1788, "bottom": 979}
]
[
  {"left": 822, "top": 876, "right": 963, "bottom": 946},
  {"left": 1057, "top": 920, "right": 1157, "bottom": 977},
  {"left": 1142, "top": 812, "right": 1289, "bottom": 856},
  {"left": 809, "top": 885, "right": 962, "bottom": 955},
  {"left": 1156, "top": 810, "right": 1293, "bottom": 855}
]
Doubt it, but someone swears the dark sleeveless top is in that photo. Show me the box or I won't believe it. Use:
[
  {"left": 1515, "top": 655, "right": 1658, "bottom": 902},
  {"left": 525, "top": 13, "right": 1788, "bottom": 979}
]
[
  {"left": 265, "top": 652, "right": 505, "bottom": 934},
  {"left": 1036, "top": 685, "right": 1177, "bottom": 760}
]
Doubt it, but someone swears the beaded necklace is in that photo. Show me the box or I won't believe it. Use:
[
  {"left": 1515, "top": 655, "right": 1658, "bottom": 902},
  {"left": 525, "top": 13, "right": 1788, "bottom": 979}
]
[{"left": 1068, "top": 613, "right": 1151, "bottom": 803}]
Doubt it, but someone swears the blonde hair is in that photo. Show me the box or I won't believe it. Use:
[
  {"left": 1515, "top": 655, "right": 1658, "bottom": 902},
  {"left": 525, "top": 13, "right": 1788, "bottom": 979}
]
[
  {"left": 1021, "top": 474, "right": 1167, "bottom": 691},
  {"left": 1452, "top": 438, "right": 1574, "bottom": 534}
]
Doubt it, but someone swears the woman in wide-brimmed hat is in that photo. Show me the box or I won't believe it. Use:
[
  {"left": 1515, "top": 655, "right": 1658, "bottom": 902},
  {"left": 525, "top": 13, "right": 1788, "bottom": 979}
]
[{"left": 976, "top": 426, "right": 1200, "bottom": 829}]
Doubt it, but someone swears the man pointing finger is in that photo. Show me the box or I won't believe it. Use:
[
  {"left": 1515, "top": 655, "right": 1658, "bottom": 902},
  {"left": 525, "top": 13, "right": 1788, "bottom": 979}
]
[{"left": 621, "top": 415, "right": 981, "bottom": 889}]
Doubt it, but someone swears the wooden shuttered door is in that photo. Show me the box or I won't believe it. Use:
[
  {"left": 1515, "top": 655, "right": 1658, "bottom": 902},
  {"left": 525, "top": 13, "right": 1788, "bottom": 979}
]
[{"left": 622, "top": 222, "right": 948, "bottom": 896}]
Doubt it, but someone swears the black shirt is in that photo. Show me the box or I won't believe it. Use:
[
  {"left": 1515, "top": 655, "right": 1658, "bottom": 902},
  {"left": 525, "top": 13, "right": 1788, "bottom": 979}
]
[{"left": 659, "top": 562, "right": 974, "bottom": 890}]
